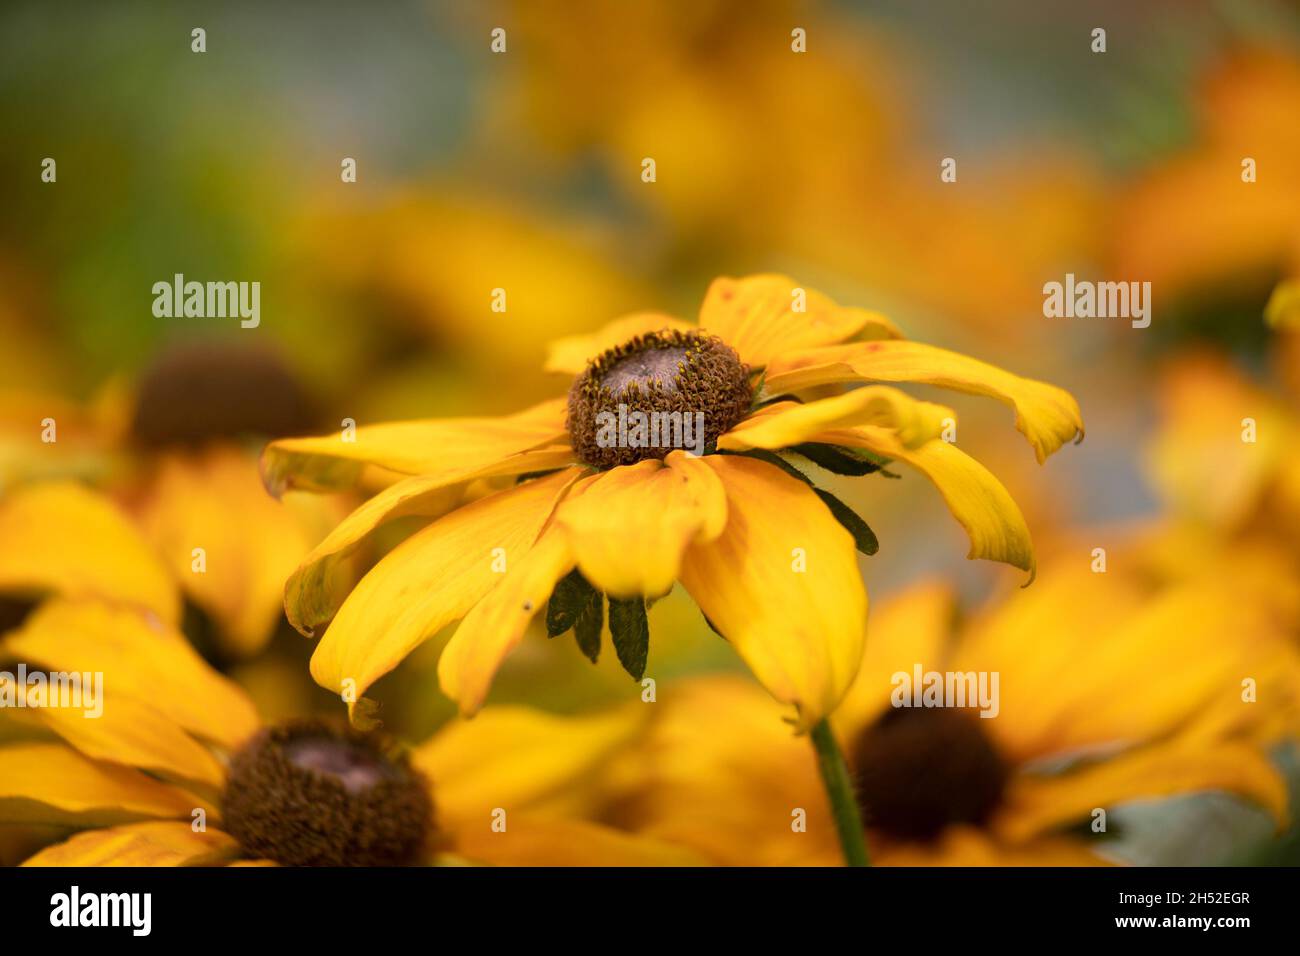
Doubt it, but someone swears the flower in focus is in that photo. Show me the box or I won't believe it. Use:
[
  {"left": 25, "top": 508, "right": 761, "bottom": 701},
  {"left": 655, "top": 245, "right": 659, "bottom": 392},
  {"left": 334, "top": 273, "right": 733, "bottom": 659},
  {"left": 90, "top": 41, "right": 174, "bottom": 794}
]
[
  {"left": 606, "top": 570, "right": 1299, "bottom": 866},
  {"left": 265, "top": 274, "right": 1084, "bottom": 731}
]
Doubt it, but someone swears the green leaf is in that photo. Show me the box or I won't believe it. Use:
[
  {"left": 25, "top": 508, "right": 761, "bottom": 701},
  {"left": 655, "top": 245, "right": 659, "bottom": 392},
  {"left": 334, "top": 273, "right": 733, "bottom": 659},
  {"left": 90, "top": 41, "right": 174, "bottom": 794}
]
[
  {"left": 788, "top": 442, "right": 886, "bottom": 476},
  {"left": 545, "top": 569, "right": 590, "bottom": 636},
  {"left": 721, "top": 448, "right": 812, "bottom": 485},
  {"left": 573, "top": 588, "right": 603, "bottom": 663},
  {"left": 814, "top": 489, "right": 879, "bottom": 556},
  {"left": 546, "top": 570, "right": 604, "bottom": 662},
  {"left": 608, "top": 596, "right": 649, "bottom": 680}
]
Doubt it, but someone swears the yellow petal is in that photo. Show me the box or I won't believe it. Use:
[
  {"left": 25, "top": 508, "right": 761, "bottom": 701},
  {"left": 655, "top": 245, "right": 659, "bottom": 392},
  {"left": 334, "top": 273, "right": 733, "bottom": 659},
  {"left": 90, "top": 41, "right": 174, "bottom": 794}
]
[
  {"left": 876, "top": 827, "right": 1109, "bottom": 867},
  {"left": 437, "top": 526, "right": 575, "bottom": 717},
  {"left": 261, "top": 397, "right": 568, "bottom": 495},
  {"left": 554, "top": 451, "right": 727, "bottom": 598},
  {"left": 311, "top": 468, "right": 581, "bottom": 722},
  {"left": 828, "top": 427, "right": 1035, "bottom": 575},
  {"left": 1266, "top": 277, "right": 1300, "bottom": 329},
  {"left": 448, "top": 816, "right": 703, "bottom": 867},
  {"left": 412, "top": 705, "right": 648, "bottom": 822},
  {"left": 2, "top": 678, "right": 226, "bottom": 789},
  {"left": 614, "top": 675, "right": 840, "bottom": 866},
  {"left": 3, "top": 599, "right": 260, "bottom": 754},
  {"left": 718, "top": 387, "right": 952, "bottom": 452},
  {"left": 833, "top": 580, "right": 956, "bottom": 737},
  {"left": 0, "top": 482, "right": 178, "bottom": 626},
  {"left": 22, "top": 821, "right": 239, "bottom": 867},
  {"left": 0, "top": 743, "right": 199, "bottom": 827},
  {"left": 136, "top": 447, "right": 342, "bottom": 658},
  {"left": 698, "top": 274, "right": 901, "bottom": 368},
  {"left": 285, "top": 444, "right": 576, "bottom": 635},
  {"left": 997, "top": 739, "right": 1290, "bottom": 843},
  {"left": 678, "top": 455, "right": 867, "bottom": 730},
  {"left": 765, "top": 341, "right": 1084, "bottom": 463},
  {"left": 544, "top": 312, "right": 695, "bottom": 374},
  {"left": 955, "top": 577, "right": 1293, "bottom": 764}
]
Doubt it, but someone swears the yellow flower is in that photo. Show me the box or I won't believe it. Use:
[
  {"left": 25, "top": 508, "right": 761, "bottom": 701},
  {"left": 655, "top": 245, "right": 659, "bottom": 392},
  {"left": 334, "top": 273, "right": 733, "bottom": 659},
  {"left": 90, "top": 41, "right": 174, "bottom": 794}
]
[
  {"left": 1114, "top": 46, "right": 1300, "bottom": 307},
  {"left": 266, "top": 274, "right": 1083, "bottom": 731},
  {"left": 0, "top": 595, "right": 698, "bottom": 867},
  {"left": 608, "top": 570, "right": 1298, "bottom": 866},
  {"left": 0, "top": 342, "right": 346, "bottom": 658}
]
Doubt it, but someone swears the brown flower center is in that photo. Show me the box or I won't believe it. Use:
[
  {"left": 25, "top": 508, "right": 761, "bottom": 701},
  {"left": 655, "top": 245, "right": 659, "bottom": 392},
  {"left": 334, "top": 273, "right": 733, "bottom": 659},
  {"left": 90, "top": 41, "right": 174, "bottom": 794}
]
[
  {"left": 221, "top": 719, "right": 433, "bottom": 866},
  {"left": 850, "top": 707, "right": 1010, "bottom": 843},
  {"left": 130, "top": 341, "right": 317, "bottom": 449},
  {"left": 565, "top": 329, "right": 751, "bottom": 468}
]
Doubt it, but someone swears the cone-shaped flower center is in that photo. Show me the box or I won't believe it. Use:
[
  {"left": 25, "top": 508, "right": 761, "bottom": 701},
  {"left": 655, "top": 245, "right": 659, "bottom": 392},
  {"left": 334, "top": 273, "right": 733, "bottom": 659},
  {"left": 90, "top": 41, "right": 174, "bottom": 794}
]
[
  {"left": 851, "top": 708, "right": 1009, "bottom": 843},
  {"left": 566, "top": 329, "right": 752, "bottom": 468},
  {"left": 221, "top": 719, "right": 433, "bottom": 866},
  {"left": 130, "top": 341, "right": 317, "bottom": 448}
]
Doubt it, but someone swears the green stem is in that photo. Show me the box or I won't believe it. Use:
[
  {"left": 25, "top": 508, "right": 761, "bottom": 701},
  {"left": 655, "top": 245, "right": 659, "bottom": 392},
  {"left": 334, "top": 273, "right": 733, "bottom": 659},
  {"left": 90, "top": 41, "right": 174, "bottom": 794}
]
[{"left": 810, "top": 718, "right": 870, "bottom": 867}]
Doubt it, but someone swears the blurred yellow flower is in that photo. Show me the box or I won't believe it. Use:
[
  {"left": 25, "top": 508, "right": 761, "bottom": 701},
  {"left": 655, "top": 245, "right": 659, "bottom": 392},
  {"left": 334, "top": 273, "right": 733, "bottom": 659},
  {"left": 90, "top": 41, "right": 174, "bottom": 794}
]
[
  {"left": 265, "top": 274, "right": 1082, "bottom": 733},
  {"left": 0, "top": 342, "right": 347, "bottom": 658},
  {"left": 609, "top": 571, "right": 1297, "bottom": 866},
  {"left": 1114, "top": 45, "right": 1300, "bottom": 305},
  {"left": 0, "top": 598, "right": 697, "bottom": 866}
]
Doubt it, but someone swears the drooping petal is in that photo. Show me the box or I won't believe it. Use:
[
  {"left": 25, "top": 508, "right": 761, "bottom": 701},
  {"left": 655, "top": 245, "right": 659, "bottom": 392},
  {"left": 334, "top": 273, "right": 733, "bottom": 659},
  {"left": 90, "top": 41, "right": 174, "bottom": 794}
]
[
  {"left": 954, "top": 575, "right": 1294, "bottom": 765},
  {"left": 4, "top": 683, "right": 226, "bottom": 789},
  {"left": 553, "top": 451, "right": 727, "bottom": 598},
  {"left": 678, "top": 455, "right": 867, "bottom": 731},
  {"left": 2, "top": 599, "right": 260, "bottom": 754},
  {"left": 436, "top": 527, "right": 575, "bottom": 717},
  {"left": 310, "top": 469, "right": 582, "bottom": 723},
  {"left": 446, "top": 816, "right": 704, "bottom": 867},
  {"left": 765, "top": 341, "right": 1084, "bottom": 463},
  {"left": 0, "top": 743, "right": 200, "bottom": 827},
  {"left": 718, "top": 387, "right": 952, "bottom": 453},
  {"left": 826, "top": 427, "right": 1035, "bottom": 576},
  {"left": 135, "top": 446, "right": 344, "bottom": 658},
  {"left": 698, "top": 274, "right": 901, "bottom": 368},
  {"left": 0, "top": 482, "right": 178, "bottom": 626},
  {"left": 876, "top": 827, "right": 1109, "bottom": 867},
  {"left": 997, "top": 739, "right": 1289, "bottom": 844},
  {"left": 833, "top": 580, "right": 957, "bottom": 738},
  {"left": 609, "top": 675, "right": 841, "bottom": 866},
  {"left": 285, "top": 444, "right": 577, "bottom": 635},
  {"left": 544, "top": 312, "right": 695, "bottom": 374},
  {"left": 411, "top": 705, "right": 649, "bottom": 823},
  {"left": 21, "top": 821, "right": 239, "bottom": 867},
  {"left": 260, "top": 397, "right": 569, "bottom": 495}
]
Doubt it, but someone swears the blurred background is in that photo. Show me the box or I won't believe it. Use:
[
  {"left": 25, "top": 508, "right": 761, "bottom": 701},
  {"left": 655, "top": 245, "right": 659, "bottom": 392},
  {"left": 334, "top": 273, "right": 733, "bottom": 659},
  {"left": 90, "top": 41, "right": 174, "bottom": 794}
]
[{"left": 2, "top": 0, "right": 1300, "bottom": 865}]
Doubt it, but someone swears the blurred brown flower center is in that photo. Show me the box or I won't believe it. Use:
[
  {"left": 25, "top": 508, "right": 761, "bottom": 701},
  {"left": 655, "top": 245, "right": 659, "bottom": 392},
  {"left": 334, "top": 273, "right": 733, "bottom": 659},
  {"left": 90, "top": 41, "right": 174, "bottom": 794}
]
[
  {"left": 130, "top": 341, "right": 317, "bottom": 449},
  {"left": 851, "top": 707, "right": 1010, "bottom": 843},
  {"left": 221, "top": 719, "right": 433, "bottom": 866}
]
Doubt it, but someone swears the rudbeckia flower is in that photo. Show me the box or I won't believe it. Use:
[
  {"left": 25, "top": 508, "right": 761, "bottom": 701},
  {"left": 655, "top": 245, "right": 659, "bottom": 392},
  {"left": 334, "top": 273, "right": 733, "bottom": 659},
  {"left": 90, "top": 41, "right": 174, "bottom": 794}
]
[
  {"left": 0, "top": 341, "right": 346, "bottom": 659},
  {"left": 606, "top": 570, "right": 1299, "bottom": 866},
  {"left": 265, "top": 274, "right": 1083, "bottom": 738},
  {"left": 0, "top": 597, "right": 698, "bottom": 867}
]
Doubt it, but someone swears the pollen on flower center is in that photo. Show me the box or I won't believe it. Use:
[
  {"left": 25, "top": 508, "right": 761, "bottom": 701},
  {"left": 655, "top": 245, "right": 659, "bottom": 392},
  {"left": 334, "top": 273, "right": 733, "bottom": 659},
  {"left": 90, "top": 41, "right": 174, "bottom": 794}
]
[
  {"left": 566, "top": 329, "right": 752, "bottom": 468},
  {"left": 850, "top": 707, "right": 1010, "bottom": 843},
  {"left": 221, "top": 719, "right": 433, "bottom": 867}
]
